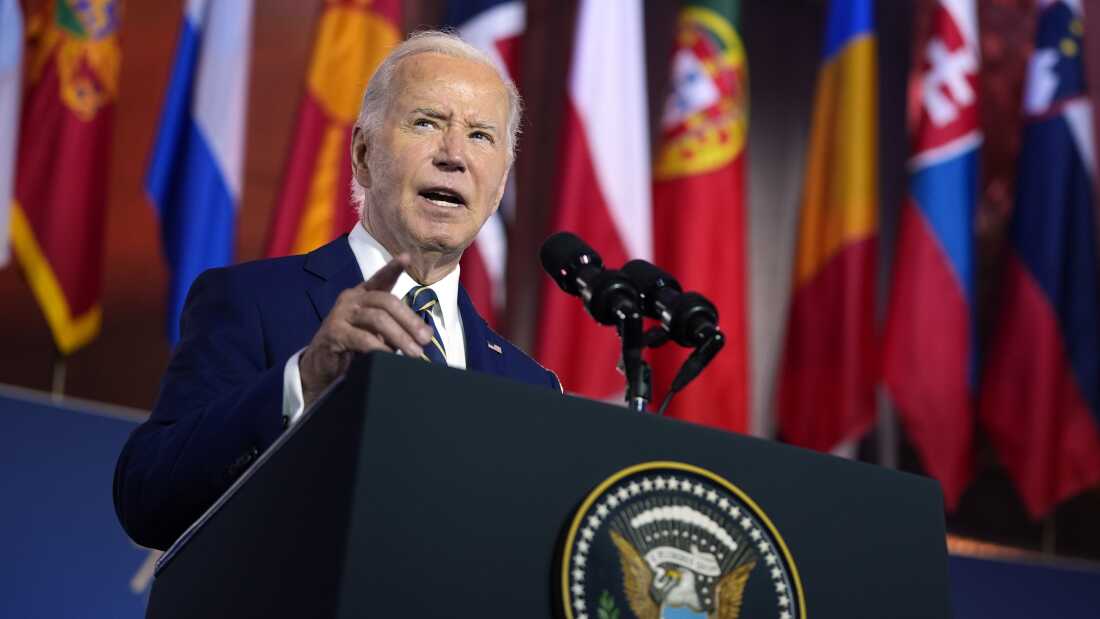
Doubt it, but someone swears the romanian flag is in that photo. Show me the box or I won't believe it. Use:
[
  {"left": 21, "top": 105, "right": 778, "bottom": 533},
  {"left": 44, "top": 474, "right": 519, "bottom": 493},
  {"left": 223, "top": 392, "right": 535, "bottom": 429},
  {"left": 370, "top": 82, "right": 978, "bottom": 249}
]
[
  {"left": 777, "top": 0, "right": 877, "bottom": 451},
  {"left": 980, "top": 0, "right": 1100, "bottom": 519},
  {"left": 651, "top": 0, "right": 749, "bottom": 432},
  {"left": 883, "top": 0, "right": 980, "bottom": 510},
  {"left": 264, "top": 0, "right": 401, "bottom": 258},
  {"left": 10, "top": 0, "right": 121, "bottom": 354}
]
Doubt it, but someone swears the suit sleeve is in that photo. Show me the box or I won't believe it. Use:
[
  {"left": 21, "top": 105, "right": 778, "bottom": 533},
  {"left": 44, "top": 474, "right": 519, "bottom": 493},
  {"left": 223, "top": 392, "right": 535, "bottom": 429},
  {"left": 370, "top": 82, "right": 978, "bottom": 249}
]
[
  {"left": 547, "top": 369, "right": 564, "bottom": 394},
  {"left": 113, "top": 267, "right": 286, "bottom": 550}
]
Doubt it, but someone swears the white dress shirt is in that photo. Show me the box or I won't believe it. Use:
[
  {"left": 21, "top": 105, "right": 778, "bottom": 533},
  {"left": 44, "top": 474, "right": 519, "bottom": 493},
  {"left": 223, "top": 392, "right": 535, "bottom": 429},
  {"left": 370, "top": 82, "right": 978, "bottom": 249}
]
[{"left": 282, "top": 224, "right": 466, "bottom": 424}]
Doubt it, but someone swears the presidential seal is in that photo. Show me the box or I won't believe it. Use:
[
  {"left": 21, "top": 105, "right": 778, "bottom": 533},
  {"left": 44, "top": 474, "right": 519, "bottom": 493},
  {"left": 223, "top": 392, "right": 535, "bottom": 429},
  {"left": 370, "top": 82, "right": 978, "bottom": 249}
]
[{"left": 561, "top": 462, "right": 804, "bottom": 619}]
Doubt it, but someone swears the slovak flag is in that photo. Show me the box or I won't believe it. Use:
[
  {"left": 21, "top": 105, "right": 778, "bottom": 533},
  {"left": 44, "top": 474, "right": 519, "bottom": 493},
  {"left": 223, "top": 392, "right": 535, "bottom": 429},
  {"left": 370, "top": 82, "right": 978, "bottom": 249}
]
[
  {"left": 980, "top": 0, "right": 1100, "bottom": 518},
  {"left": 445, "top": 0, "right": 525, "bottom": 330},
  {"left": 883, "top": 0, "right": 981, "bottom": 510},
  {"left": 146, "top": 0, "right": 253, "bottom": 343}
]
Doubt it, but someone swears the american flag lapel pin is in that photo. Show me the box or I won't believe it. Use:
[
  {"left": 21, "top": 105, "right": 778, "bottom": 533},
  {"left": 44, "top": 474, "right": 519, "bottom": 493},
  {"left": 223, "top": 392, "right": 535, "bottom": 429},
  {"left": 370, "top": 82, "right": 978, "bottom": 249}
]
[{"left": 487, "top": 342, "right": 503, "bottom": 354}]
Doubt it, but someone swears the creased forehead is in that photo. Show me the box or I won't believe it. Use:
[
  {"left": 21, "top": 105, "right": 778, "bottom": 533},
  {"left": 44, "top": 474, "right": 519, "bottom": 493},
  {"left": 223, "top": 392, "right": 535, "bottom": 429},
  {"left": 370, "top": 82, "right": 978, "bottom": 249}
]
[
  {"left": 389, "top": 53, "right": 510, "bottom": 120},
  {"left": 393, "top": 53, "right": 508, "bottom": 98}
]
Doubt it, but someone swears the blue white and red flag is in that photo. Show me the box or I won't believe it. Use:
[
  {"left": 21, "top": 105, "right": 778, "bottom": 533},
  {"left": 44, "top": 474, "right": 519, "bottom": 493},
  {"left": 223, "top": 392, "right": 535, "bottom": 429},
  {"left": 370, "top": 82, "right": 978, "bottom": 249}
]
[
  {"left": 980, "top": 0, "right": 1100, "bottom": 518},
  {"left": 883, "top": 0, "right": 980, "bottom": 510},
  {"left": 445, "top": 0, "right": 525, "bottom": 330},
  {"left": 146, "top": 0, "right": 253, "bottom": 343}
]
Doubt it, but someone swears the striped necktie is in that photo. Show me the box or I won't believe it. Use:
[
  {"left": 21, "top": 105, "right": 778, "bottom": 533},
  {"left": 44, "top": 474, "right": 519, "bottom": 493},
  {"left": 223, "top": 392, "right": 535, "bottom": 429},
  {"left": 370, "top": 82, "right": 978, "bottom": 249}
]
[{"left": 404, "top": 286, "right": 447, "bottom": 365}]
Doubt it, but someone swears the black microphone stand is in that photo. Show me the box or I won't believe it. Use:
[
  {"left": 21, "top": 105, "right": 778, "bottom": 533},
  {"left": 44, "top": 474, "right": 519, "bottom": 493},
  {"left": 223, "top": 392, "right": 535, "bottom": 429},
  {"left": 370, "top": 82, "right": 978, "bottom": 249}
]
[{"left": 618, "top": 308, "right": 651, "bottom": 412}]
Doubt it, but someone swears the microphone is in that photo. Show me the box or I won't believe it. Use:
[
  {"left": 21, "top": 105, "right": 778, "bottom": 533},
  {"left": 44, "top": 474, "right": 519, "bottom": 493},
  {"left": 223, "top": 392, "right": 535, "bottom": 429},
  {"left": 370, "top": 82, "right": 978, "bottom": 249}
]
[
  {"left": 622, "top": 259, "right": 725, "bottom": 415},
  {"left": 540, "top": 232, "right": 640, "bottom": 326},
  {"left": 621, "top": 259, "right": 720, "bottom": 348}
]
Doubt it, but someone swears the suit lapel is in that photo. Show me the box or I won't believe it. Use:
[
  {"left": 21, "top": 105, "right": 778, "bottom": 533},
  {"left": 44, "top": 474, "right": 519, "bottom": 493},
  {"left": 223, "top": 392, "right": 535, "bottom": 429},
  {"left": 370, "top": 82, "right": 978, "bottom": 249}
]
[
  {"left": 458, "top": 286, "right": 506, "bottom": 376},
  {"left": 303, "top": 244, "right": 505, "bottom": 377},
  {"left": 304, "top": 235, "right": 363, "bottom": 321}
]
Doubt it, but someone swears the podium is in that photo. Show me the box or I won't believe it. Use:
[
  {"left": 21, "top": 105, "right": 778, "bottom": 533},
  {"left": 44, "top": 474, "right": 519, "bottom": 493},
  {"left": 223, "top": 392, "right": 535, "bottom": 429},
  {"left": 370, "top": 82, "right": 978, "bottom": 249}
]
[{"left": 146, "top": 353, "right": 950, "bottom": 618}]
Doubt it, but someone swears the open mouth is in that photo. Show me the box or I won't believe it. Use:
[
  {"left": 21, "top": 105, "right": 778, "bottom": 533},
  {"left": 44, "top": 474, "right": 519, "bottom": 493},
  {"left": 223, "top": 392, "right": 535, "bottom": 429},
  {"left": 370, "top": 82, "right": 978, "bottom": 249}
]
[{"left": 419, "top": 188, "right": 467, "bottom": 208}]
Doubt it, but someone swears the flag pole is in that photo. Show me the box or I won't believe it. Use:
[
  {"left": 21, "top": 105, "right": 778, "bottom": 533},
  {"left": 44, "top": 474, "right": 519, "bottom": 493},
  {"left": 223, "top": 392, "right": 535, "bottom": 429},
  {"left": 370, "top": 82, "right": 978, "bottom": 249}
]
[
  {"left": 51, "top": 349, "right": 66, "bottom": 402},
  {"left": 1041, "top": 515, "right": 1057, "bottom": 555},
  {"left": 876, "top": 387, "right": 899, "bottom": 469}
]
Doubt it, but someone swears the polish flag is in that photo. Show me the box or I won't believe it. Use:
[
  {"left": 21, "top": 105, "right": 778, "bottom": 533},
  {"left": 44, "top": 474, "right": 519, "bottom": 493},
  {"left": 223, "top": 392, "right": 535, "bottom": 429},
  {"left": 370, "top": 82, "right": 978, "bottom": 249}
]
[{"left": 535, "top": 0, "right": 651, "bottom": 399}]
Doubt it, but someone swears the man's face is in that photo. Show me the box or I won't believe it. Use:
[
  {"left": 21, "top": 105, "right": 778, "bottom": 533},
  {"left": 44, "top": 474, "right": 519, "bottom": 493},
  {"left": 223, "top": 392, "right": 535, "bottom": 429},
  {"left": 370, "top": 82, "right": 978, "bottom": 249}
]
[{"left": 355, "top": 53, "right": 511, "bottom": 261}]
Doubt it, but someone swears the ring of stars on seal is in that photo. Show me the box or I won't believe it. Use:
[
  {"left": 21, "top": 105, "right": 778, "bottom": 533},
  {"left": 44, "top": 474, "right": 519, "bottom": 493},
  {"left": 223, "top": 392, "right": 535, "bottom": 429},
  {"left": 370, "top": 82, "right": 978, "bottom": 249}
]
[{"left": 561, "top": 461, "right": 804, "bottom": 619}]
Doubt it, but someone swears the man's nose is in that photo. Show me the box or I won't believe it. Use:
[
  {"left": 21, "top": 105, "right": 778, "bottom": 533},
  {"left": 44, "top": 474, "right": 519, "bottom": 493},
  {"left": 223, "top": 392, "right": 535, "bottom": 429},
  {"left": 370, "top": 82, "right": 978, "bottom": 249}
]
[{"left": 432, "top": 129, "right": 467, "bottom": 173}]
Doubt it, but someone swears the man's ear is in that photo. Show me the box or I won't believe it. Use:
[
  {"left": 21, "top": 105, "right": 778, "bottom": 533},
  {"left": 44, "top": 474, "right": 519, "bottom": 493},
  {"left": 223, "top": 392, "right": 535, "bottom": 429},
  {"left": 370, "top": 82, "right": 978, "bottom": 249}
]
[
  {"left": 351, "top": 126, "right": 371, "bottom": 189},
  {"left": 490, "top": 165, "right": 510, "bottom": 215}
]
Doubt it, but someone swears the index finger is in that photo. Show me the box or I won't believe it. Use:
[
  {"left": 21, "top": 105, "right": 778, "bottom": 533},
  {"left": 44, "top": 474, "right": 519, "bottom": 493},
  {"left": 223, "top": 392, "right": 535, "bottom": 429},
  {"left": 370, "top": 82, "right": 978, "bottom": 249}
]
[{"left": 362, "top": 253, "right": 410, "bottom": 292}]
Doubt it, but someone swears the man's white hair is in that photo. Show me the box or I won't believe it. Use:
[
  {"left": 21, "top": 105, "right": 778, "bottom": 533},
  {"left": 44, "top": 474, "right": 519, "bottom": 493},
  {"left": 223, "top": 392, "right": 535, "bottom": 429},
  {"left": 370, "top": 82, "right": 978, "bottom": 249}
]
[{"left": 350, "top": 30, "right": 523, "bottom": 213}]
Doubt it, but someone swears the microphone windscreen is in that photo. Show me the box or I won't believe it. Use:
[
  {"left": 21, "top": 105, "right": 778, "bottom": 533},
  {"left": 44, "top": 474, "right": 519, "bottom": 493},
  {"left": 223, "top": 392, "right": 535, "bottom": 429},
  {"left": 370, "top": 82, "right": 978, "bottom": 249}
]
[
  {"left": 622, "top": 259, "right": 681, "bottom": 294},
  {"left": 540, "top": 232, "right": 602, "bottom": 294}
]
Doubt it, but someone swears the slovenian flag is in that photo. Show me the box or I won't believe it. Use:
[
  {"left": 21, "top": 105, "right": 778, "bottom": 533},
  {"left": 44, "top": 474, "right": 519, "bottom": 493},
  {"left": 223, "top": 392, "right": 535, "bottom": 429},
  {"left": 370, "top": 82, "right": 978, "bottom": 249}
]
[
  {"left": 446, "top": 0, "right": 525, "bottom": 330},
  {"left": 980, "top": 0, "right": 1100, "bottom": 518},
  {"left": 147, "top": 0, "right": 253, "bottom": 343},
  {"left": 883, "top": 0, "right": 981, "bottom": 510},
  {"left": 777, "top": 0, "right": 878, "bottom": 451}
]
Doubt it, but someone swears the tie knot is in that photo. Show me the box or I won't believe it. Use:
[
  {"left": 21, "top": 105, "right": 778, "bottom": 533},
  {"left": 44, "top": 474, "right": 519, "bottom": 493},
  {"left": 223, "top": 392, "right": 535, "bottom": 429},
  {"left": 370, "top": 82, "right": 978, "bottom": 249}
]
[{"left": 404, "top": 286, "right": 440, "bottom": 314}]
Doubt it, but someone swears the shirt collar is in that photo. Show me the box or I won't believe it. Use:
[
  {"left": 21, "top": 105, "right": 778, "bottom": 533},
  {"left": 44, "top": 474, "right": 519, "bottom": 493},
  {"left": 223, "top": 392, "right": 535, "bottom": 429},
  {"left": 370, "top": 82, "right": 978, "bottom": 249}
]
[{"left": 347, "top": 223, "right": 461, "bottom": 330}]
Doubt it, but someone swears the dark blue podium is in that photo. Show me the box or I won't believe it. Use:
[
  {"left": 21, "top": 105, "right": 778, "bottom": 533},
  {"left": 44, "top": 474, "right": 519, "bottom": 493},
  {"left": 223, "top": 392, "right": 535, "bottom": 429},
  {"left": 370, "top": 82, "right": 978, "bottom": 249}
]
[{"left": 146, "top": 353, "right": 950, "bottom": 618}]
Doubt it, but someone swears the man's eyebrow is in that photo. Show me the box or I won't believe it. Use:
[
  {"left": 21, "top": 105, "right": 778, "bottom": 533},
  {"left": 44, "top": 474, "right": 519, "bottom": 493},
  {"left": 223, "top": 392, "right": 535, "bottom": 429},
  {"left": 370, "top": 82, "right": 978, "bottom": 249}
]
[
  {"left": 466, "top": 119, "right": 498, "bottom": 133},
  {"left": 411, "top": 107, "right": 498, "bottom": 133},
  {"left": 412, "top": 107, "right": 449, "bottom": 119}
]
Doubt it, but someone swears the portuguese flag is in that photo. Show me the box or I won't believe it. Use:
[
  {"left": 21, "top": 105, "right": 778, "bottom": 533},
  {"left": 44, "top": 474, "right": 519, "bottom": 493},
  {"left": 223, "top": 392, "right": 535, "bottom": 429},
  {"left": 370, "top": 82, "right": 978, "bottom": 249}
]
[
  {"left": 10, "top": 0, "right": 121, "bottom": 354},
  {"left": 264, "top": 0, "right": 401, "bottom": 257},
  {"left": 651, "top": 0, "right": 750, "bottom": 432}
]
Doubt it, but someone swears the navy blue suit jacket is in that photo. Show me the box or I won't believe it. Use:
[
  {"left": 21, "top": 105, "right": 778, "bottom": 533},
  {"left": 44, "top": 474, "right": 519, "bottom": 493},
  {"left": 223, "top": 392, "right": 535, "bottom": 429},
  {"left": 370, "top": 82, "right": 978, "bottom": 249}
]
[{"left": 114, "top": 235, "right": 559, "bottom": 550}]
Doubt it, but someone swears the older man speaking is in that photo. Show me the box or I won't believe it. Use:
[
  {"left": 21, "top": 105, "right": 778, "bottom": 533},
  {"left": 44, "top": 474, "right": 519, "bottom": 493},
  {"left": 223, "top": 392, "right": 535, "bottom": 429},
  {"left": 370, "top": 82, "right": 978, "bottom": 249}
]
[{"left": 114, "top": 32, "right": 560, "bottom": 551}]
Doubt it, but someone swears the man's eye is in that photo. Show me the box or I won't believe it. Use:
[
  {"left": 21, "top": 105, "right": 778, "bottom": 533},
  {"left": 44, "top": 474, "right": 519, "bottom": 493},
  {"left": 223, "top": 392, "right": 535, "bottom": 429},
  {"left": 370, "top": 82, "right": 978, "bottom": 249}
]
[
  {"left": 471, "top": 131, "right": 494, "bottom": 143},
  {"left": 414, "top": 118, "right": 437, "bottom": 129}
]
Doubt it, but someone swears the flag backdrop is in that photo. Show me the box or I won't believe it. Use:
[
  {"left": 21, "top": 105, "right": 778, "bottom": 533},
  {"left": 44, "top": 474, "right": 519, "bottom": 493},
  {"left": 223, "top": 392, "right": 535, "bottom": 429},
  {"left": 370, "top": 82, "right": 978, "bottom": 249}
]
[
  {"left": 535, "top": 0, "right": 651, "bottom": 399},
  {"left": 0, "top": 0, "right": 22, "bottom": 269},
  {"left": 651, "top": 0, "right": 750, "bottom": 432},
  {"left": 980, "top": 0, "right": 1100, "bottom": 519},
  {"left": 10, "top": 0, "right": 121, "bottom": 354},
  {"left": 147, "top": 0, "right": 253, "bottom": 344},
  {"left": 263, "top": 0, "right": 401, "bottom": 258},
  {"left": 446, "top": 0, "right": 525, "bottom": 330},
  {"left": 883, "top": 0, "right": 980, "bottom": 510},
  {"left": 777, "top": 0, "right": 878, "bottom": 451}
]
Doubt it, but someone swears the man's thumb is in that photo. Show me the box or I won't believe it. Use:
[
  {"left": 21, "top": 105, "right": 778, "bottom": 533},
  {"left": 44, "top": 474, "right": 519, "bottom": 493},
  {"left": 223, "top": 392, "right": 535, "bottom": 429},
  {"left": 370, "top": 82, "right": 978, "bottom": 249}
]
[{"left": 363, "top": 253, "right": 410, "bottom": 291}]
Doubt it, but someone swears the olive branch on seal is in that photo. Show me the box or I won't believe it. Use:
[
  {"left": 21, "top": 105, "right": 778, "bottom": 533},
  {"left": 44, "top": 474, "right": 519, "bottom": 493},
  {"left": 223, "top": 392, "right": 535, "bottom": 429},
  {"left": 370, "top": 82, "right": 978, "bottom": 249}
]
[{"left": 597, "top": 590, "right": 619, "bottom": 619}]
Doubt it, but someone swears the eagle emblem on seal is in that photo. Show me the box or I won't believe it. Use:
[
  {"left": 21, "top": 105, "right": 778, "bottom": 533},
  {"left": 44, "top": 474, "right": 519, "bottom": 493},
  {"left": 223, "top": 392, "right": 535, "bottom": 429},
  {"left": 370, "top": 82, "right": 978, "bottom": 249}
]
[
  {"left": 562, "top": 462, "right": 803, "bottom": 619},
  {"left": 611, "top": 522, "right": 754, "bottom": 619}
]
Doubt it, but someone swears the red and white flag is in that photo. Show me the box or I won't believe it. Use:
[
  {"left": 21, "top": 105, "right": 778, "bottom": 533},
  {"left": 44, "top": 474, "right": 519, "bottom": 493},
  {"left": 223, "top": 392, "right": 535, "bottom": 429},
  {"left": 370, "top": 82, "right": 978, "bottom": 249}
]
[
  {"left": 449, "top": 0, "right": 526, "bottom": 330},
  {"left": 535, "top": 0, "right": 651, "bottom": 399}
]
